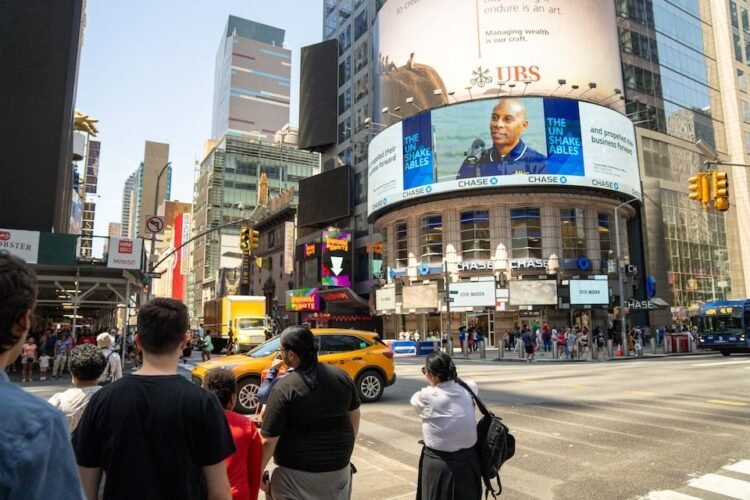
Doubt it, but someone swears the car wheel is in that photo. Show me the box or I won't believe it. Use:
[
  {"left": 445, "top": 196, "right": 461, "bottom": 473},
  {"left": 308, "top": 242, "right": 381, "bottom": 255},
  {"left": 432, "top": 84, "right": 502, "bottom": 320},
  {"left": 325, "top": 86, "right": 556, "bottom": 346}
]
[
  {"left": 235, "top": 376, "right": 260, "bottom": 414},
  {"left": 720, "top": 350, "right": 731, "bottom": 357},
  {"left": 356, "top": 370, "right": 384, "bottom": 403}
]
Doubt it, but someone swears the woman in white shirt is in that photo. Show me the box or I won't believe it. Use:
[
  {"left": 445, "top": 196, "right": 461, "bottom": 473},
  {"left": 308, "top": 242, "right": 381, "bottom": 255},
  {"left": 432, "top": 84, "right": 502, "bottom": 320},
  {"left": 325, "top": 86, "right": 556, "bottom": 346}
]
[{"left": 410, "top": 351, "right": 482, "bottom": 499}]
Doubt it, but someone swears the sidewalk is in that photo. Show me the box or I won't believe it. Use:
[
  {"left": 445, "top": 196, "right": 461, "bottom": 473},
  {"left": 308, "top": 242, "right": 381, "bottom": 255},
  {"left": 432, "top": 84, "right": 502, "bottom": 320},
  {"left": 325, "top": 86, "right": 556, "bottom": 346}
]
[{"left": 443, "top": 345, "right": 717, "bottom": 363}]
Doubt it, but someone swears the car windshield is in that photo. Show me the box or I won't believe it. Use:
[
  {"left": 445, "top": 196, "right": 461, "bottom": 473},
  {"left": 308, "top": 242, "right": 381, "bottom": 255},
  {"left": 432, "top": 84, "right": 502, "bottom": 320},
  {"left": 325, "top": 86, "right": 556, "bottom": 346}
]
[
  {"left": 238, "top": 318, "right": 265, "bottom": 329},
  {"left": 699, "top": 315, "right": 743, "bottom": 333},
  {"left": 246, "top": 337, "right": 280, "bottom": 358}
]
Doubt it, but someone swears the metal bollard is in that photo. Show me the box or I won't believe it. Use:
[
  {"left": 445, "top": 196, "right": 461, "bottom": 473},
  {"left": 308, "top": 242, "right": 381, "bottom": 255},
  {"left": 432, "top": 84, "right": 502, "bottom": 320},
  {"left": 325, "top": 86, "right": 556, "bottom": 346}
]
[
  {"left": 497, "top": 338, "right": 504, "bottom": 359},
  {"left": 448, "top": 338, "right": 454, "bottom": 357},
  {"left": 433, "top": 340, "right": 439, "bottom": 354},
  {"left": 462, "top": 340, "right": 468, "bottom": 358},
  {"left": 607, "top": 339, "right": 614, "bottom": 358},
  {"left": 552, "top": 340, "right": 558, "bottom": 360},
  {"left": 480, "top": 340, "right": 486, "bottom": 359},
  {"left": 517, "top": 340, "right": 524, "bottom": 359},
  {"left": 650, "top": 338, "right": 656, "bottom": 355}
]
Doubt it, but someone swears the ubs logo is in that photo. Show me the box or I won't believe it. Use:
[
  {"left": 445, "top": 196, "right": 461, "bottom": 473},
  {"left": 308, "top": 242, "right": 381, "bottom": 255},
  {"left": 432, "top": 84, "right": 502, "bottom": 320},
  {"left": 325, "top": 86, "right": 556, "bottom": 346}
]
[{"left": 496, "top": 66, "right": 541, "bottom": 82}]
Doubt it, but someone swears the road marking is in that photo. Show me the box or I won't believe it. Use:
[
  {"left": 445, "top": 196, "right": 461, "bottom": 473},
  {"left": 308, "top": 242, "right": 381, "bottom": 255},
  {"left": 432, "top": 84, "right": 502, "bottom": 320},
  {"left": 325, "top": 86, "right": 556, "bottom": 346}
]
[
  {"left": 706, "top": 399, "right": 748, "bottom": 407},
  {"left": 687, "top": 473, "right": 750, "bottom": 499},
  {"left": 627, "top": 390, "right": 657, "bottom": 397},
  {"left": 724, "top": 460, "right": 750, "bottom": 475},
  {"left": 642, "top": 491, "right": 702, "bottom": 499},
  {"left": 518, "top": 379, "right": 538, "bottom": 384},
  {"left": 691, "top": 359, "right": 750, "bottom": 367},
  {"left": 564, "top": 383, "right": 589, "bottom": 389}
]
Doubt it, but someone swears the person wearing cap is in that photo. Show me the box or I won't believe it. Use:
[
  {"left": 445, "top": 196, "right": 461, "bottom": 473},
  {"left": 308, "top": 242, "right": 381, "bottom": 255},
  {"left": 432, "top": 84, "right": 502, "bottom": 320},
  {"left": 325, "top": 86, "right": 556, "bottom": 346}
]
[
  {"left": 96, "top": 331, "right": 122, "bottom": 385},
  {"left": 259, "top": 325, "right": 361, "bottom": 499}
]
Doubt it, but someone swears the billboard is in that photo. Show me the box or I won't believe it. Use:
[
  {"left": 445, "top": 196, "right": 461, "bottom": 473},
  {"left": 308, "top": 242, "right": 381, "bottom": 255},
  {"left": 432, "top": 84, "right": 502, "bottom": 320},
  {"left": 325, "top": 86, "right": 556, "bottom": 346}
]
[
  {"left": 569, "top": 278, "right": 609, "bottom": 305},
  {"left": 321, "top": 229, "right": 352, "bottom": 287},
  {"left": 368, "top": 97, "right": 640, "bottom": 217},
  {"left": 449, "top": 281, "right": 496, "bottom": 308},
  {"left": 373, "top": 0, "right": 622, "bottom": 122},
  {"left": 298, "top": 165, "right": 351, "bottom": 227},
  {"left": 509, "top": 280, "right": 557, "bottom": 306},
  {"left": 107, "top": 238, "right": 143, "bottom": 270},
  {"left": 0, "top": 228, "right": 40, "bottom": 264},
  {"left": 403, "top": 283, "right": 438, "bottom": 310},
  {"left": 286, "top": 288, "right": 320, "bottom": 312}
]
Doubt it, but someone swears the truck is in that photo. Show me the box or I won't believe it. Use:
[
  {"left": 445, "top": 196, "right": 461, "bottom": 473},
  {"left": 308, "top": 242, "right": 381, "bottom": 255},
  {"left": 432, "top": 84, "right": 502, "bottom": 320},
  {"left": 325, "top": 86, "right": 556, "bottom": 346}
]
[{"left": 203, "top": 296, "right": 270, "bottom": 352}]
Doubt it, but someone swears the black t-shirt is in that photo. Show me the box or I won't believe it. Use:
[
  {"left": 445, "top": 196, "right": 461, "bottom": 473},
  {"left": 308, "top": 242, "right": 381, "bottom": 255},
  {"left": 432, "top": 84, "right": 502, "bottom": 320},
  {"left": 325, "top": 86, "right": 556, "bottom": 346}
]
[
  {"left": 261, "top": 363, "right": 360, "bottom": 472},
  {"left": 75, "top": 374, "right": 235, "bottom": 500}
]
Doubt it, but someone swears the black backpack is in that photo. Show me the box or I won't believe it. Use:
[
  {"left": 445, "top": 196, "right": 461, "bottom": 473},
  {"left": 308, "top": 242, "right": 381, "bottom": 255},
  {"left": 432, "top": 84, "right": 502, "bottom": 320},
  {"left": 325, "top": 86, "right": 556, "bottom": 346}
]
[{"left": 458, "top": 379, "right": 516, "bottom": 498}]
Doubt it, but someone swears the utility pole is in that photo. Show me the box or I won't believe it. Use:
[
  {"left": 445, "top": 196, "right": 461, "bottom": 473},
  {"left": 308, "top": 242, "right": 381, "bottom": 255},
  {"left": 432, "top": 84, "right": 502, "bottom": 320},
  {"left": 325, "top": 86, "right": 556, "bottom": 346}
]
[
  {"left": 147, "top": 161, "right": 171, "bottom": 301},
  {"left": 444, "top": 260, "right": 453, "bottom": 356}
]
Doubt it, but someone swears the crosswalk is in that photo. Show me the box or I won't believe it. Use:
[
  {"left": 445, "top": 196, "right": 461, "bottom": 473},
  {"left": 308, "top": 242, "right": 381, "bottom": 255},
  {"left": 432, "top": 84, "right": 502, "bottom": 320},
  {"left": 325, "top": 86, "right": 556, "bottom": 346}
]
[{"left": 642, "top": 459, "right": 750, "bottom": 500}]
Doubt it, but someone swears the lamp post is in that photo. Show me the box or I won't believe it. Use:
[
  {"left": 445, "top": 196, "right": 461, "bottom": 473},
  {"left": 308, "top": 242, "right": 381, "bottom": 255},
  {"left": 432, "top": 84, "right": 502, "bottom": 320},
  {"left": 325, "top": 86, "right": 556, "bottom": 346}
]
[
  {"left": 614, "top": 198, "right": 639, "bottom": 354},
  {"left": 147, "top": 161, "right": 171, "bottom": 300}
]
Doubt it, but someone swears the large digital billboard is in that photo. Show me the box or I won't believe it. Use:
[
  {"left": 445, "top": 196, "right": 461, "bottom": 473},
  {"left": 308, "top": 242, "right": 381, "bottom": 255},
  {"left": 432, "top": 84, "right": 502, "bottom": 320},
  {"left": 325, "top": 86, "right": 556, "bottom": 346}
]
[
  {"left": 373, "top": 0, "right": 622, "bottom": 122},
  {"left": 569, "top": 278, "right": 610, "bottom": 305},
  {"left": 509, "top": 280, "right": 558, "bottom": 306},
  {"left": 321, "top": 229, "right": 352, "bottom": 287},
  {"left": 368, "top": 97, "right": 640, "bottom": 217}
]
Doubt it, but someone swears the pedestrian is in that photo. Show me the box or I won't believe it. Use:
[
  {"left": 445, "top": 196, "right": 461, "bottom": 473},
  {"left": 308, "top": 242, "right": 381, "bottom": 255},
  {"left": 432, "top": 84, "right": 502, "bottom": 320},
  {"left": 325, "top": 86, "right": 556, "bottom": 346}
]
[
  {"left": 52, "top": 332, "right": 70, "bottom": 379},
  {"left": 97, "top": 331, "right": 122, "bottom": 385},
  {"left": 39, "top": 350, "right": 50, "bottom": 380},
  {"left": 260, "top": 325, "right": 360, "bottom": 500},
  {"left": 411, "top": 351, "right": 481, "bottom": 499},
  {"left": 458, "top": 326, "right": 467, "bottom": 352},
  {"left": 125, "top": 331, "right": 134, "bottom": 363},
  {"left": 521, "top": 328, "right": 534, "bottom": 362},
  {"left": 48, "top": 344, "right": 106, "bottom": 434},
  {"left": 441, "top": 330, "right": 448, "bottom": 351},
  {"left": 21, "top": 336, "right": 37, "bottom": 381},
  {"left": 542, "top": 326, "right": 551, "bottom": 352},
  {"left": 78, "top": 327, "right": 96, "bottom": 346},
  {"left": 202, "top": 330, "right": 214, "bottom": 361},
  {"left": 0, "top": 251, "right": 84, "bottom": 498},
  {"left": 74, "top": 298, "right": 235, "bottom": 499},
  {"left": 203, "top": 368, "right": 262, "bottom": 500}
]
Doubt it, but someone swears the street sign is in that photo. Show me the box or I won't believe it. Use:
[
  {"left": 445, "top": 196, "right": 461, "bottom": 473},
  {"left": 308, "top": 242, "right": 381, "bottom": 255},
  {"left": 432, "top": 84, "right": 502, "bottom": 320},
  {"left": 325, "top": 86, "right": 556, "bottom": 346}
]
[
  {"left": 446, "top": 298, "right": 455, "bottom": 302},
  {"left": 145, "top": 216, "right": 165, "bottom": 235},
  {"left": 146, "top": 272, "right": 161, "bottom": 279}
]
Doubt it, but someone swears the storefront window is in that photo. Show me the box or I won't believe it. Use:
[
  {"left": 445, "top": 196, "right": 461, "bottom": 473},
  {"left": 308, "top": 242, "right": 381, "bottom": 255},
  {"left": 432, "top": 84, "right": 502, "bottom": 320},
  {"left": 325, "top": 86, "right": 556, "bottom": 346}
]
[
  {"left": 510, "top": 208, "right": 541, "bottom": 259},
  {"left": 560, "top": 208, "right": 586, "bottom": 259},
  {"left": 598, "top": 213, "right": 611, "bottom": 271},
  {"left": 395, "top": 222, "right": 408, "bottom": 269},
  {"left": 420, "top": 215, "right": 443, "bottom": 264},
  {"left": 460, "top": 210, "right": 490, "bottom": 260}
]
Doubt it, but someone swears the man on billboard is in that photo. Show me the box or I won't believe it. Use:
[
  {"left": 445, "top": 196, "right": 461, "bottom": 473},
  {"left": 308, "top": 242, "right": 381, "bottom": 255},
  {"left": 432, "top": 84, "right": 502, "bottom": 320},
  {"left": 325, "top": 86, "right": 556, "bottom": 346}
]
[{"left": 456, "top": 98, "right": 546, "bottom": 178}]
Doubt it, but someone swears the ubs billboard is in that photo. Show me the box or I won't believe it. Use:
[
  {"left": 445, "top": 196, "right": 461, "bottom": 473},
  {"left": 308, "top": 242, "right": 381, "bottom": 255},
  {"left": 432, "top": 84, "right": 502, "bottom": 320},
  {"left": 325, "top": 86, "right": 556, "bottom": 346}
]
[
  {"left": 368, "top": 97, "right": 640, "bottom": 217},
  {"left": 374, "top": 0, "right": 622, "bottom": 123}
]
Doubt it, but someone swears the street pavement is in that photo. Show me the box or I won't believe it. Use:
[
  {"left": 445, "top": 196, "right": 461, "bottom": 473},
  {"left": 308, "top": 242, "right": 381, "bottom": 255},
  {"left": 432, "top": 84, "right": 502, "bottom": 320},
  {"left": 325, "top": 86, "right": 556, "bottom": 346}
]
[{"left": 15, "top": 350, "right": 750, "bottom": 499}]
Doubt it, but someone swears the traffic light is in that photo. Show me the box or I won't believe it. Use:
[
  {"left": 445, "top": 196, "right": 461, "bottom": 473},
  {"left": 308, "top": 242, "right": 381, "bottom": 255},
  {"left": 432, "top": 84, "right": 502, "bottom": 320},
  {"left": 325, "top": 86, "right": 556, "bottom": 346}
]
[
  {"left": 240, "top": 226, "right": 250, "bottom": 252},
  {"left": 688, "top": 172, "right": 710, "bottom": 208},
  {"left": 249, "top": 229, "right": 260, "bottom": 250},
  {"left": 712, "top": 171, "right": 730, "bottom": 212}
]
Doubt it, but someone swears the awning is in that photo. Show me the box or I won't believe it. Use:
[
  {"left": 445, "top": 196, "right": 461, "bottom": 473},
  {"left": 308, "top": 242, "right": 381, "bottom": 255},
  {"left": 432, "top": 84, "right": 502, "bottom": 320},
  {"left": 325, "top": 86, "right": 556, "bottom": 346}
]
[
  {"left": 627, "top": 297, "right": 670, "bottom": 310},
  {"left": 319, "top": 287, "right": 370, "bottom": 313}
]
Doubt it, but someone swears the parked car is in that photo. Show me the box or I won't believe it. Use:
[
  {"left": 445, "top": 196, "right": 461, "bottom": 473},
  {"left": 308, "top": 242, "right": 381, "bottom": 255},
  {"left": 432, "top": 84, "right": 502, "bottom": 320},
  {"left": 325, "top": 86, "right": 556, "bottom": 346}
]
[{"left": 192, "top": 328, "right": 396, "bottom": 414}]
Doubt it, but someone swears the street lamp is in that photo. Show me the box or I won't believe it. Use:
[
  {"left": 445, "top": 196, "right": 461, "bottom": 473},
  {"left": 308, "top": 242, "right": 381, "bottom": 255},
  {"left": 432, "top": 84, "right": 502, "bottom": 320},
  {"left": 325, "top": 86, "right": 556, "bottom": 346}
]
[
  {"left": 614, "top": 197, "right": 639, "bottom": 354},
  {"left": 147, "top": 161, "right": 171, "bottom": 300}
]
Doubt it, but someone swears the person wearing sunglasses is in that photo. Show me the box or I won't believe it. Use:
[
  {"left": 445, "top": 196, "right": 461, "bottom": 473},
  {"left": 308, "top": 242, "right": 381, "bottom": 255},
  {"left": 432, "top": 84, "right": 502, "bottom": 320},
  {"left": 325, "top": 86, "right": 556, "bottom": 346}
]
[{"left": 410, "top": 351, "right": 481, "bottom": 499}]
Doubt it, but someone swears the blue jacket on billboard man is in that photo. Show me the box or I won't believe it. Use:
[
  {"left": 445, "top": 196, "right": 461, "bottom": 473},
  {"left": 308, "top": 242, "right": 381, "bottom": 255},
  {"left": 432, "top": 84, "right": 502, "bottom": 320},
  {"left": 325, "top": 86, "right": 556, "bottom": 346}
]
[{"left": 456, "top": 98, "right": 546, "bottom": 178}]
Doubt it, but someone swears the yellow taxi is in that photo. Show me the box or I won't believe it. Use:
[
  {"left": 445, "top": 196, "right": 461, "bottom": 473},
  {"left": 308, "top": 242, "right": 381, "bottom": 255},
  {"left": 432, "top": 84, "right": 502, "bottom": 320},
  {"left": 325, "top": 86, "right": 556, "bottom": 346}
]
[{"left": 192, "top": 328, "right": 396, "bottom": 414}]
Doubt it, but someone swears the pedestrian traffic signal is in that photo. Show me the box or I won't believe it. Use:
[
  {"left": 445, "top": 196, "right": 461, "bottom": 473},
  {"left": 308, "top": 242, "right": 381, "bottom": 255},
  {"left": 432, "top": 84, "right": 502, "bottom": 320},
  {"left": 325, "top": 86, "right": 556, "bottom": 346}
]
[
  {"left": 712, "top": 171, "right": 729, "bottom": 212},
  {"left": 688, "top": 173, "right": 710, "bottom": 208},
  {"left": 240, "top": 226, "right": 250, "bottom": 252},
  {"left": 248, "top": 229, "right": 260, "bottom": 250}
]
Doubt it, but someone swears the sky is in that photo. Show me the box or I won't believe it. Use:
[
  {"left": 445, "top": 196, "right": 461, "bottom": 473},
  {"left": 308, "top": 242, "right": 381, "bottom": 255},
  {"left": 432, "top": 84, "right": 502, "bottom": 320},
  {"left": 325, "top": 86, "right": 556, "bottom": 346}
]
[{"left": 76, "top": 0, "right": 323, "bottom": 236}]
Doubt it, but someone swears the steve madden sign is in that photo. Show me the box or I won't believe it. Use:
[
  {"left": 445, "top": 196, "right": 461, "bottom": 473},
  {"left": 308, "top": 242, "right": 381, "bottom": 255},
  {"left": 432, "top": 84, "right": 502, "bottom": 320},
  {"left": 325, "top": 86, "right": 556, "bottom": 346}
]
[{"left": 511, "top": 258, "right": 550, "bottom": 269}]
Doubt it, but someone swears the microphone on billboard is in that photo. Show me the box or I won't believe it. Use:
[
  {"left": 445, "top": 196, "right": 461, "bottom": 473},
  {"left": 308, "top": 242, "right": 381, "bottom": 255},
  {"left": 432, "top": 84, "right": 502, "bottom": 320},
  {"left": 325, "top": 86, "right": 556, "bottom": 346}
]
[{"left": 464, "top": 139, "right": 485, "bottom": 164}]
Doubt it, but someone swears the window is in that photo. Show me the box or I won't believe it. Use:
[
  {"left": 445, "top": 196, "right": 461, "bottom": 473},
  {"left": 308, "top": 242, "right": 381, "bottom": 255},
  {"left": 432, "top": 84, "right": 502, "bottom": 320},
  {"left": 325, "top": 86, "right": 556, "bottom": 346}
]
[
  {"left": 320, "top": 335, "right": 368, "bottom": 354},
  {"left": 338, "top": 88, "right": 351, "bottom": 114},
  {"left": 560, "top": 209, "right": 586, "bottom": 259},
  {"left": 743, "top": 7, "right": 750, "bottom": 35},
  {"left": 598, "top": 213, "right": 612, "bottom": 271},
  {"left": 734, "top": 34, "right": 743, "bottom": 63},
  {"left": 354, "top": 41, "right": 368, "bottom": 73},
  {"left": 338, "top": 117, "right": 351, "bottom": 143},
  {"left": 395, "top": 222, "right": 408, "bottom": 268},
  {"left": 745, "top": 131, "right": 750, "bottom": 152},
  {"left": 420, "top": 215, "right": 443, "bottom": 264},
  {"left": 460, "top": 210, "right": 490, "bottom": 260},
  {"left": 731, "top": 1, "right": 739, "bottom": 28},
  {"left": 354, "top": 10, "right": 367, "bottom": 41},
  {"left": 742, "top": 101, "right": 750, "bottom": 124},
  {"left": 510, "top": 208, "right": 541, "bottom": 259},
  {"left": 739, "top": 69, "right": 748, "bottom": 93},
  {"left": 338, "top": 26, "right": 351, "bottom": 55},
  {"left": 338, "top": 56, "right": 351, "bottom": 87}
]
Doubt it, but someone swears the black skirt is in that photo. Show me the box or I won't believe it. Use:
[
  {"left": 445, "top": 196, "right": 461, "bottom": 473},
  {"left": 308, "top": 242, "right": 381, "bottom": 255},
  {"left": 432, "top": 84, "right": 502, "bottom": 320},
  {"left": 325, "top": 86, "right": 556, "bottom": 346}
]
[{"left": 416, "top": 444, "right": 482, "bottom": 500}]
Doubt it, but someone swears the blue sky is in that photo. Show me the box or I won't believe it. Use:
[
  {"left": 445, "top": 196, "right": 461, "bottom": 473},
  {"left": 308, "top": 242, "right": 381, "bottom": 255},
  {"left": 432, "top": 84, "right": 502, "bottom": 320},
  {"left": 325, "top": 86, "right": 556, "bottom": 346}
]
[{"left": 76, "top": 0, "right": 323, "bottom": 235}]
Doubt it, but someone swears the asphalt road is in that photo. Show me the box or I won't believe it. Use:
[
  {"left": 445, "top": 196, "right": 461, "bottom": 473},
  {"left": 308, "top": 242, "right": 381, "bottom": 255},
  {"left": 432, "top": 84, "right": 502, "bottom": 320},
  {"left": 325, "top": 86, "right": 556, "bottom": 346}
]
[{"left": 15, "top": 353, "right": 750, "bottom": 499}]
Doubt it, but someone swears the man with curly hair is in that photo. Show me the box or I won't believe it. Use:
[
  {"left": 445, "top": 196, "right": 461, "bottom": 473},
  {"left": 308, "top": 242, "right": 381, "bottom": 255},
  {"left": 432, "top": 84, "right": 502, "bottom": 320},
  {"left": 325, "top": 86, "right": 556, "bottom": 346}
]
[
  {"left": 0, "top": 251, "right": 84, "bottom": 499},
  {"left": 49, "top": 344, "right": 107, "bottom": 433}
]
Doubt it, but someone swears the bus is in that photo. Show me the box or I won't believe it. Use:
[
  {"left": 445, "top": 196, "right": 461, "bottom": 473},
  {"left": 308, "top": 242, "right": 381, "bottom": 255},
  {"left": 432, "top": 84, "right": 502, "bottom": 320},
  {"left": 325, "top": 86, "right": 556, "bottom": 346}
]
[{"left": 696, "top": 300, "right": 750, "bottom": 356}]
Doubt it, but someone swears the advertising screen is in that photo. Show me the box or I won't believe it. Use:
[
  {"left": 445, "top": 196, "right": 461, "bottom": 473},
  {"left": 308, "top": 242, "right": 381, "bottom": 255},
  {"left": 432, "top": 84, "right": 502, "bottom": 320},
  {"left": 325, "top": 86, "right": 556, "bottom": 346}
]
[
  {"left": 509, "top": 280, "right": 557, "bottom": 306},
  {"left": 373, "top": 0, "right": 622, "bottom": 122},
  {"left": 368, "top": 97, "right": 639, "bottom": 217},
  {"left": 321, "top": 229, "right": 352, "bottom": 286},
  {"left": 569, "top": 279, "right": 610, "bottom": 305},
  {"left": 286, "top": 288, "right": 320, "bottom": 312},
  {"left": 403, "top": 283, "right": 438, "bottom": 310},
  {"left": 449, "top": 281, "right": 496, "bottom": 308}
]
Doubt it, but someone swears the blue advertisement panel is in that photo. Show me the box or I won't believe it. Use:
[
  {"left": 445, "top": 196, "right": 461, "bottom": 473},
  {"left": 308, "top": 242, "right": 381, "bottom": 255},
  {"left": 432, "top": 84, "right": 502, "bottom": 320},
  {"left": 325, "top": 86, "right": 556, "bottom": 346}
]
[{"left": 402, "top": 113, "right": 434, "bottom": 189}]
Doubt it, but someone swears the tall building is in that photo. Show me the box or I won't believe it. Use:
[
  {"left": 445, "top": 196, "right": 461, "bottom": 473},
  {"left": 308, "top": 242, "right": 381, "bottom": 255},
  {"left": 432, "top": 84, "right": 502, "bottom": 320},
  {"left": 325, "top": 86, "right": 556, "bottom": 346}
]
[
  {"left": 108, "top": 222, "right": 121, "bottom": 237},
  {"left": 306, "top": 0, "right": 750, "bottom": 337},
  {"left": 191, "top": 134, "right": 319, "bottom": 316},
  {"left": 120, "top": 171, "right": 137, "bottom": 237},
  {"left": 211, "top": 16, "right": 291, "bottom": 141}
]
